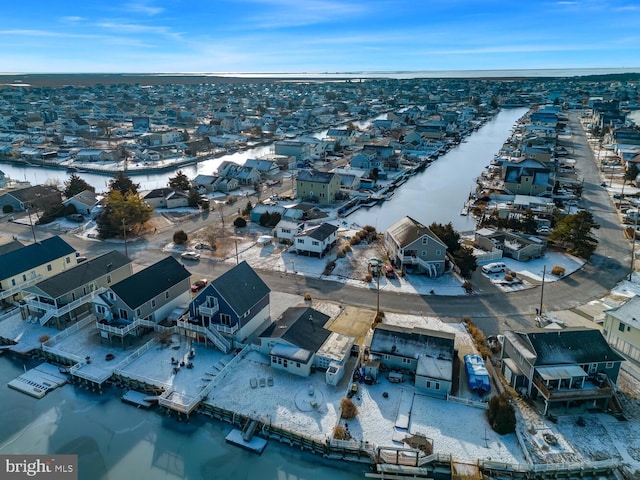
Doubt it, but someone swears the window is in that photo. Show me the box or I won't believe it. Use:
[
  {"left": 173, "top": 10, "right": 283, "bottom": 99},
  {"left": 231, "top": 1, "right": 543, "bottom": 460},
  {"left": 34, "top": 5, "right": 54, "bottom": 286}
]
[
  {"left": 296, "top": 362, "right": 301, "bottom": 368},
  {"left": 619, "top": 322, "right": 626, "bottom": 332},
  {"left": 282, "top": 228, "right": 291, "bottom": 234},
  {"left": 421, "top": 250, "right": 426, "bottom": 256},
  {"left": 11, "top": 279, "right": 16, "bottom": 286},
  {"left": 151, "top": 299, "right": 156, "bottom": 308},
  {"left": 136, "top": 308, "right": 141, "bottom": 316},
  {"left": 312, "top": 241, "right": 319, "bottom": 246},
  {"left": 22, "top": 274, "right": 27, "bottom": 282},
  {"left": 47, "top": 264, "right": 52, "bottom": 271},
  {"left": 96, "top": 305, "right": 105, "bottom": 314},
  {"left": 107, "top": 274, "right": 112, "bottom": 284},
  {"left": 272, "top": 356, "right": 277, "bottom": 363},
  {"left": 426, "top": 381, "right": 431, "bottom": 389},
  {"left": 435, "top": 382, "right": 440, "bottom": 390},
  {"left": 108, "top": 292, "right": 115, "bottom": 301},
  {"left": 66, "top": 257, "right": 70, "bottom": 264},
  {"left": 297, "top": 238, "right": 304, "bottom": 244},
  {"left": 383, "top": 354, "right": 391, "bottom": 360},
  {"left": 220, "top": 313, "right": 231, "bottom": 326},
  {"left": 589, "top": 363, "right": 597, "bottom": 374},
  {"left": 435, "top": 249, "right": 441, "bottom": 256},
  {"left": 119, "top": 309, "right": 128, "bottom": 320},
  {"left": 606, "top": 361, "right": 614, "bottom": 369},
  {"left": 402, "top": 358, "right": 412, "bottom": 364},
  {"left": 165, "top": 291, "right": 169, "bottom": 299}
]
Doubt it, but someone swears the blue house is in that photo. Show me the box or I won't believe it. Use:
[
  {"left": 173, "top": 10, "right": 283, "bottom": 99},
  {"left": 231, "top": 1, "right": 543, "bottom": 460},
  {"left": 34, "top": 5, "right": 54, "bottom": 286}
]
[{"left": 188, "top": 261, "right": 271, "bottom": 344}]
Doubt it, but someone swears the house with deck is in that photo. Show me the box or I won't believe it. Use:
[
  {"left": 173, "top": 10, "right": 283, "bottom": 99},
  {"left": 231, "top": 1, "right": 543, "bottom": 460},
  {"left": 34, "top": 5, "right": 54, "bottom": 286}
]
[
  {"left": 500, "top": 328, "right": 624, "bottom": 415},
  {"left": 0, "top": 236, "right": 77, "bottom": 306},
  {"left": 384, "top": 216, "right": 447, "bottom": 277},
  {"left": 502, "top": 158, "right": 554, "bottom": 197},
  {"left": 94, "top": 256, "right": 191, "bottom": 345},
  {"left": 475, "top": 228, "right": 546, "bottom": 262},
  {"left": 259, "top": 306, "right": 354, "bottom": 385},
  {"left": 292, "top": 222, "right": 339, "bottom": 257},
  {"left": 367, "top": 323, "right": 456, "bottom": 398},
  {"left": 295, "top": 170, "right": 340, "bottom": 204},
  {"left": 22, "top": 251, "right": 132, "bottom": 329},
  {"left": 185, "top": 261, "right": 270, "bottom": 350}
]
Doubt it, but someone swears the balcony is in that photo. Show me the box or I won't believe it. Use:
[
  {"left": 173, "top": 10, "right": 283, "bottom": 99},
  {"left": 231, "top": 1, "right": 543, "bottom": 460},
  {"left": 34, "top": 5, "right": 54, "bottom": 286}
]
[
  {"left": 533, "top": 376, "right": 613, "bottom": 401},
  {"left": 197, "top": 298, "right": 219, "bottom": 317}
]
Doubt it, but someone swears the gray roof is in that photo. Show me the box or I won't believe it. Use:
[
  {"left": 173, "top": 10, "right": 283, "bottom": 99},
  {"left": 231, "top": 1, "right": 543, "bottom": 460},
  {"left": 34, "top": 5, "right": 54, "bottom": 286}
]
[
  {"left": 370, "top": 323, "right": 455, "bottom": 359},
  {"left": 65, "top": 189, "right": 97, "bottom": 207},
  {"left": 297, "top": 169, "right": 336, "bottom": 184},
  {"left": 386, "top": 216, "right": 447, "bottom": 249},
  {"left": 211, "top": 261, "right": 270, "bottom": 316},
  {"left": 26, "top": 251, "right": 131, "bottom": 299},
  {"left": 111, "top": 256, "right": 190, "bottom": 309},
  {"left": 296, "top": 222, "right": 338, "bottom": 241},
  {"left": 260, "top": 306, "right": 331, "bottom": 353},
  {"left": 0, "top": 240, "right": 23, "bottom": 256},
  {"left": 512, "top": 328, "right": 624, "bottom": 366},
  {"left": 606, "top": 296, "right": 640, "bottom": 330},
  {"left": 2, "top": 185, "right": 61, "bottom": 203},
  {"left": 0, "top": 236, "right": 75, "bottom": 280}
]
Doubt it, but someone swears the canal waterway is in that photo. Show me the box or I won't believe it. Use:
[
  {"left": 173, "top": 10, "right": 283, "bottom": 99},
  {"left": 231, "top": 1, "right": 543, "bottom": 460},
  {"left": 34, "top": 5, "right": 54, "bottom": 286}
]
[
  {"left": 348, "top": 107, "right": 529, "bottom": 232},
  {"left": 0, "top": 355, "right": 367, "bottom": 480}
]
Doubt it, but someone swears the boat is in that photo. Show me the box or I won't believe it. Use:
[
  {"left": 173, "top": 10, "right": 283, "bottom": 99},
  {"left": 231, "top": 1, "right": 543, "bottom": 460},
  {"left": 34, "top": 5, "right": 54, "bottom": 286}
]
[{"left": 464, "top": 354, "right": 490, "bottom": 394}]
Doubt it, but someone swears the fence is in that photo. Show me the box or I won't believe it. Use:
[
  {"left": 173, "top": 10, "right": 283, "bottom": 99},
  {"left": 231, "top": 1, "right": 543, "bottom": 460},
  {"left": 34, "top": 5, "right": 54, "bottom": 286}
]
[{"left": 446, "top": 394, "right": 489, "bottom": 410}]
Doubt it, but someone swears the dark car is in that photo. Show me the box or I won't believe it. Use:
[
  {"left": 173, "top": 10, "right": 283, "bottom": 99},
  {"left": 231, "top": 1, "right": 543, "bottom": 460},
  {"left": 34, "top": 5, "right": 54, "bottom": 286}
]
[{"left": 190, "top": 279, "right": 208, "bottom": 292}]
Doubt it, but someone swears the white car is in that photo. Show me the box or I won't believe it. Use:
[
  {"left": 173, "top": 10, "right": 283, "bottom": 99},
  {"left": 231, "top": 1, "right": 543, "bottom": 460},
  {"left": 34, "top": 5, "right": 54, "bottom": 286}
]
[
  {"left": 481, "top": 262, "right": 507, "bottom": 274},
  {"left": 181, "top": 251, "right": 201, "bottom": 261}
]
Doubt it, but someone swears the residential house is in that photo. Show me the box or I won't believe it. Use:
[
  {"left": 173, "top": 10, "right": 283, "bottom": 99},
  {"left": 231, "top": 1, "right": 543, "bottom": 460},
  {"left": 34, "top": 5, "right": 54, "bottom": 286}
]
[
  {"left": 186, "top": 261, "right": 270, "bottom": 346},
  {"left": 0, "top": 185, "right": 63, "bottom": 213},
  {"left": 22, "top": 251, "right": 132, "bottom": 328},
  {"left": 0, "top": 236, "right": 77, "bottom": 305},
  {"left": 603, "top": 295, "right": 640, "bottom": 364},
  {"left": 259, "top": 306, "right": 354, "bottom": 385},
  {"left": 75, "top": 149, "right": 117, "bottom": 162},
  {"left": 384, "top": 216, "right": 447, "bottom": 277},
  {"left": 143, "top": 188, "right": 189, "bottom": 209},
  {"left": 326, "top": 128, "right": 357, "bottom": 147},
  {"left": 273, "top": 219, "right": 304, "bottom": 244},
  {"left": 475, "top": 228, "right": 546, "bottom": 262},
  {"left": 0, "top": 169, "right": 6, "bottom": 188},
  {"left": 292, "top": 222, "right": 339, "bottom": 257},
  {"left": 191, "top": 174, "right": 218, "bottom": 194},
  {"left": 274, "top": 140, "right": 310, "bottom": 161},
  {"left": 367, "top": 324, "right": 456, "bottom": 398},
  {"left": 62, "top": 189, "right": 97, "bottom": 216},
  {"left": 94, "top": 256, "right": 191, "bottom": 343},
  {"left": 500, "top": 328, "right": 624, "bottom": 415},
  {"left": 502, "top": 158, "right": 554, "bottom": 196},
  {"left": 296, "top": 170, "right": 340, "bottom": 203},
  {"left": 244, "top": 158, "right": 281, "bottom": 177}
]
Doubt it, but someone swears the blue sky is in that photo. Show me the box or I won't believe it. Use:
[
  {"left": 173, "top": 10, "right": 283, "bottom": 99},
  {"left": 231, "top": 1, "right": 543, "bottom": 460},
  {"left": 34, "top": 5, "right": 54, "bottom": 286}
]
[{"left": 1, "top": 0, "right": 639, "bottom": 73}]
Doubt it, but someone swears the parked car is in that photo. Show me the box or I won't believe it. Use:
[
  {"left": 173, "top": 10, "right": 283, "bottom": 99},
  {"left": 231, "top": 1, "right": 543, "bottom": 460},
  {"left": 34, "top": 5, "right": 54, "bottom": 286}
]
[
  {"left": 481, "top": 262, "right": 507, "bottom": 274},
  {"left": 536, "top": 226, "right": 551, "bottom": 235},
  {"left": 181, "top": 251, "right": 201, "bottom": 261},
  {"left": 190, "top": 279, "right": 208, "bottom": 292}
]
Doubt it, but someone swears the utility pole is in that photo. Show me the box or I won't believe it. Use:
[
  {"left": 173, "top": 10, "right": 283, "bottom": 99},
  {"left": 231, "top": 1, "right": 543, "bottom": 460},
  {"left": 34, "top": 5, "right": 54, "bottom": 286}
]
[
  {"left": 122, "top": 218, "right": 128, "bottom": 258},
  {"left": 539, "top": 265, "right": 546, "bottom": 319},
  {"left": 630, "top": 213, "right": 639, "bottom": 281},
  {"left": 27, "top": 207, "right": 37, "bottom": 243}
]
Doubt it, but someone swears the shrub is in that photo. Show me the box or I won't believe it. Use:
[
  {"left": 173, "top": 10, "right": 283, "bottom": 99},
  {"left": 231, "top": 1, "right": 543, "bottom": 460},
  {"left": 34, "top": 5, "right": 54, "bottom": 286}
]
[
  {"left": 342, "top": 244, "right": 352, "bottom": 253},
  {"left": 504, "top": 274, "right": 513, "bottom": 282},
  {"left": 233, "top": 217, "right": 247, "bottom": 228},
  {"left": 173, "top": 230, "right": 188, "bottom": 245},
  {"left": 333, "top": 425, "right": 349, "bottom": 440},
  {"left": 374, "top": 312, "right": 384, "bottom": 323},
  {"left": 363, "top": 225, "right": 376, "bottom": 233},
  {"left": 340, "top": 398, "right": 358, "bottom": 419},
  {"left": 487, "top": 393, "right": 516, "bottom": 434},
  {"left": 337, "top": 250, "right": 346, "bottom": 258},
  {"left": 304, "top": 293, "right": 312, "bottom": 301},
  {"left": 2, "top": 204, "right": 13, "bottom": 213},
  {"left": 365, "top": 274, "right": 373, "bottom": 283},
  {"left": 551, "top": 265, "right": 565, "bottom": 276}
]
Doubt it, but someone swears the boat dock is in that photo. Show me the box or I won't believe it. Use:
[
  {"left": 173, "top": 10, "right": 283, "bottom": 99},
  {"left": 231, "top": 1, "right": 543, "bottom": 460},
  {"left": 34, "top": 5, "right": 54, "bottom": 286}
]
[
  {"left": 7, "top": 362, "right": 69, "bottom": 398},
  {"left": 225, "top": 421, "right": 268, "bottom": 454},
  {"left": 121, "top": 389, "right": 157, "bottom": 409}
]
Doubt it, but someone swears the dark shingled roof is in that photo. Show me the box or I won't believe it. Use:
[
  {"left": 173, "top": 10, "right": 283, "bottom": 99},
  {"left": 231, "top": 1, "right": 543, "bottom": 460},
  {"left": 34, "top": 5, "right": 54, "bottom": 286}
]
[
  {"left": 27, "top": 251, "right": 131, "bottom": 299},
  {"left": 521, "top": 328, "right": 624, "bottom": 365},
  {"left": 297, "top": 222, "right": 338, "bottom": 241},
  {"left": 297, "top": 169, "right": 336, "bottom": 184},
  {"left": 210, "top": 260, "right": 270, "bottom": 316},
  {"left": 260, "top": 306, "right": 331, "bottom": 353},
  {"left": 0, "top": 236, "right": 75, "bottom": 279},
  {"left": 111, "top": 256, "right": 190, "bottom": 309},
  {"left": 370, "top": 324, "right": 455, "bottom": 359}
]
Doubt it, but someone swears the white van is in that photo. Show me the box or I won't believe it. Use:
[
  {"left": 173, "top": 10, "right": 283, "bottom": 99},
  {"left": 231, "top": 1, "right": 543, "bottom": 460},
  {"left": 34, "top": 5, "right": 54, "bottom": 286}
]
[{"left": 482, "top": 262, "right": 507, "bottom": 274}]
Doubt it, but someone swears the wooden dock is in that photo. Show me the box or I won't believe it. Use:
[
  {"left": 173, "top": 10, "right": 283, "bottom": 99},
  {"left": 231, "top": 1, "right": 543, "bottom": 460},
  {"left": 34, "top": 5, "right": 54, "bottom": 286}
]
[{"left": 225, "top": 428, "right": 268, "bottom": 454}]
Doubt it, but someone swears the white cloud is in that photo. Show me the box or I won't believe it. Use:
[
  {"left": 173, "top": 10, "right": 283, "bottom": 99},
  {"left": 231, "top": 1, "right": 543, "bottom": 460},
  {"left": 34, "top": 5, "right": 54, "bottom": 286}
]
[
  {"left": 124, "top": 1, "right": 165, "bottom": 16},
  {"left": 238, "top": 0, "right": 370, "bottom": 28}
]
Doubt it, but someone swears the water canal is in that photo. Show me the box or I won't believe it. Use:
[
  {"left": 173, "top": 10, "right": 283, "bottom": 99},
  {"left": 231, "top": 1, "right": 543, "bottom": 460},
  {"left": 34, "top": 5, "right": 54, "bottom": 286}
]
[{"left": 348, "top": 107, "right": 529, "bottom": 232}]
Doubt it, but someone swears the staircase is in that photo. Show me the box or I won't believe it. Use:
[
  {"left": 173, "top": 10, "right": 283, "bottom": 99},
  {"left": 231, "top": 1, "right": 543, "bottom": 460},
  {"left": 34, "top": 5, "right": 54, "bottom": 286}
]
[{"left": 177, "top": 320, "right": 231, "bottom": 353}]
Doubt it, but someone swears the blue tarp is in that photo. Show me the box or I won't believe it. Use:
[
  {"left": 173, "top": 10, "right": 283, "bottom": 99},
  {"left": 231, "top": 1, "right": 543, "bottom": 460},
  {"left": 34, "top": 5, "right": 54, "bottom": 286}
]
[{"left": 464, "top": 354, "right": 490, "bottom": 393}]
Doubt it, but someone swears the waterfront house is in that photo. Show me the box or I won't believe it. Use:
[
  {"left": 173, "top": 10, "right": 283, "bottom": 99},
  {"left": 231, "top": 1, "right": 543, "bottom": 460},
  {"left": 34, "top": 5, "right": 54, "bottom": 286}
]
[
  {"left": 274, "top": 140, "right": 311, "bottom": 161},
  {"left": 186, "top": 261, "right": 270, "bottom": 346},
  {"left": 191, "top": 174, "right": 217, "bottom": 194},
  {"left": 602, "top": 295, "right": 640, "bottom": 365},
  {"left": 367, "top": 323, "right": 455, "bottom": 398},
  {"left": 0, "top": 236, "right": 77, "bottom": 306},
  {"left": 0, "top": 169, "right": 6, "bottom": 188},
  {"left": 22, "top": 251, "right": 132, "bottom": 329},
  {"left": 500, "top": 328, "right": 624, "bottom": 415},
  {"left": 244, "top": 158, "right": 281, "bottom": 177},
  {"left": 502, "top": 158, "right": 554, "bottom": 197},
  {"left": 326, "top": 128, "right": 357, "bottom": 147},
  {"left": 143, "top": 188, "right": 189, "bottom": 209},
  {"left": 475, "top": 228, "right": 546, "bottom": 262},
  {"left": 296, "top": 170, "right": 340, "bottom": 204},
  {"left": 384, "top": 216, "right": 447, "bottom": 277},
  {"left": 292, "top": 222, "right": 339, "bottom": 258},
  {"left": 94, "top": 256, "right": 191, "bottom": 344},
  {"left": 250, "top": 204, "right": 286, "bottom": 224},
  {"left": 0, "top": 185, "right": 63, "bottom": 213},
  {"left": 273, "top": 219, "right": 304, "bottom": 244},
  {"left": 75, "top": 149, "right": 117, "bottom": 162},
  {"left": 259, "top": 306, "right": 354, "bottom": 385},
  {"left": 62, "top": 189, "right": 97, "bottom": 216}
]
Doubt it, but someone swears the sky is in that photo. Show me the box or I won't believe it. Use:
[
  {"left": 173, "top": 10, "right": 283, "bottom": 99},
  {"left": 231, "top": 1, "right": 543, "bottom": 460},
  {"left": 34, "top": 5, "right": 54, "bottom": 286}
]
[{"left": 1, "top": 0, "right": 639, "bottom": 74}]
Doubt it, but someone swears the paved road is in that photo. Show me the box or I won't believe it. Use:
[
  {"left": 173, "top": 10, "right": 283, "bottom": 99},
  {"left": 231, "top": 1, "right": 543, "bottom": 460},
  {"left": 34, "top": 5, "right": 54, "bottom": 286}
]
[{"left": 3, "top": 112, "right": 633, "bottom": 336}]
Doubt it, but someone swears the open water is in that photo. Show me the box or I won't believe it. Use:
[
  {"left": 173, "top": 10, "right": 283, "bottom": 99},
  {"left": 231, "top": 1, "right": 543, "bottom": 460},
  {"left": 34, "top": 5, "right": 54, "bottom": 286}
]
[{"left": 0, "top": 355, "right": 367, "bottom": 480}]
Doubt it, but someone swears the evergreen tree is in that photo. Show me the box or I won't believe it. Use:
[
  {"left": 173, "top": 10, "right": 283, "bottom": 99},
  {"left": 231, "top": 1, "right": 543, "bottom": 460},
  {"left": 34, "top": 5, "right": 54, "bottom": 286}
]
[
  {"left": 429, "top": 222, "right": 460, "bottom": 252},
  {"left": 549, "top": 210, "right": 599, "bottom": 258},
  {"left": 109, "top": 171, "right": 139, "bottom": 196},
  {"left": 96, "top": 190, "right": 153, "bottom": 239},
  {"left": 169, "top": 170, "right": 191, "bottom": 191},
  {"left": 64, "top": 173, "right": 95, "bottom": 198}
]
